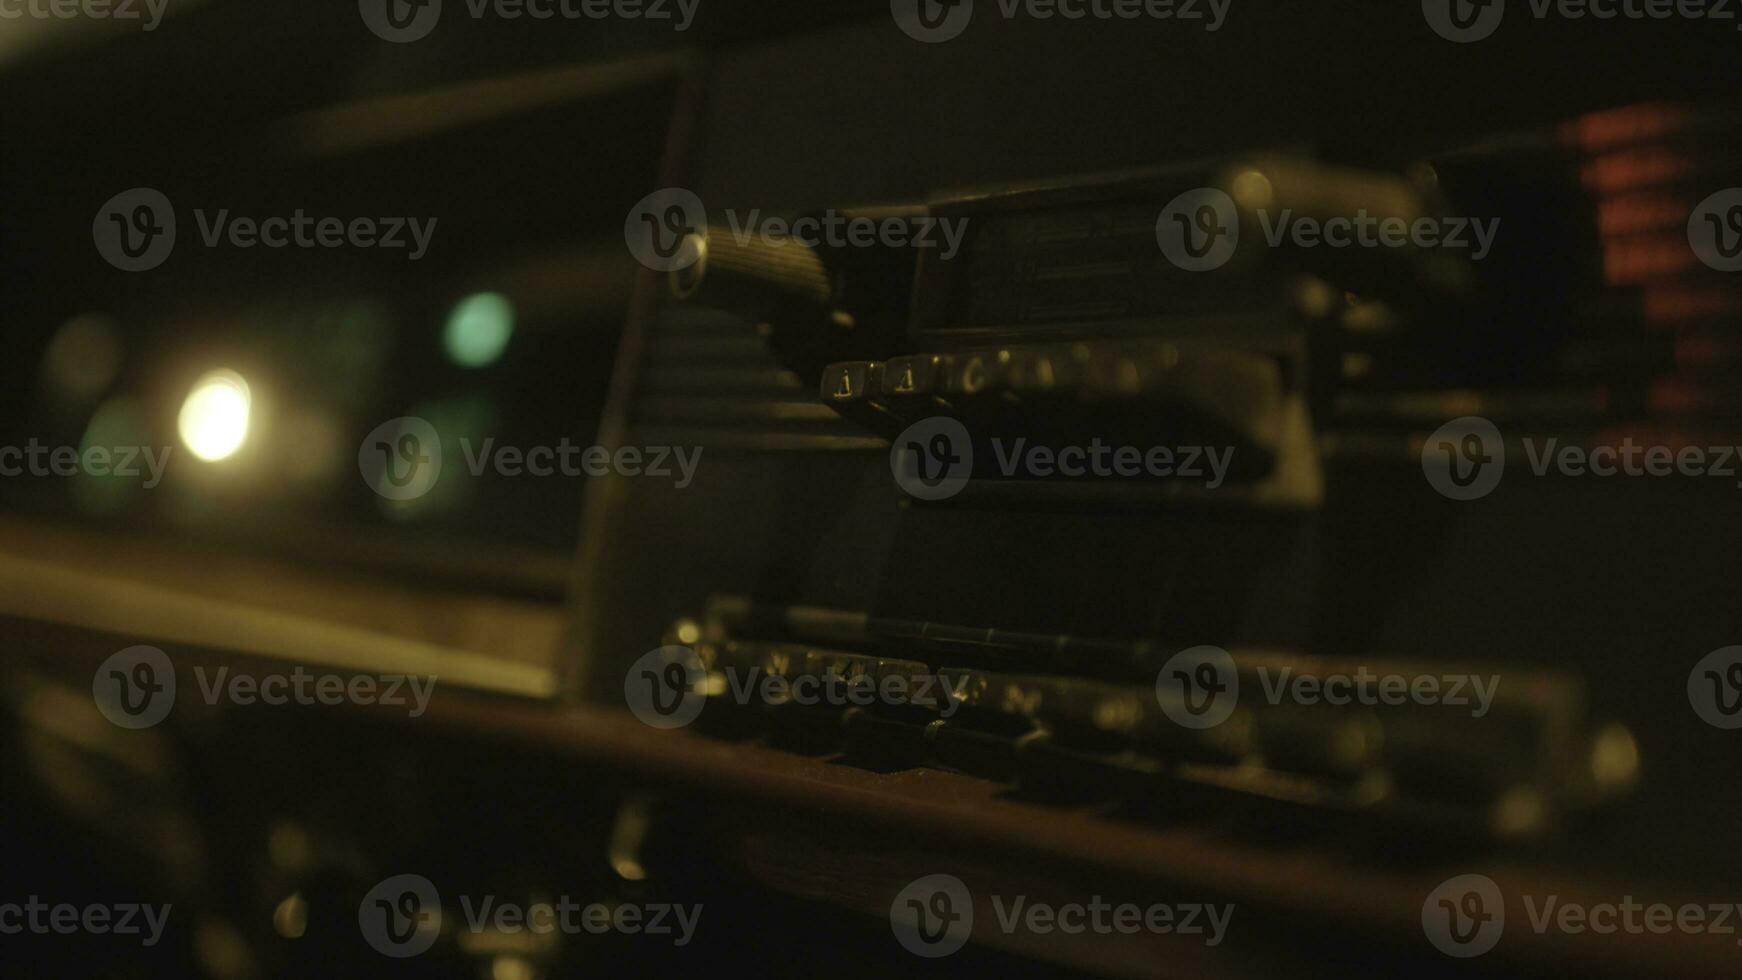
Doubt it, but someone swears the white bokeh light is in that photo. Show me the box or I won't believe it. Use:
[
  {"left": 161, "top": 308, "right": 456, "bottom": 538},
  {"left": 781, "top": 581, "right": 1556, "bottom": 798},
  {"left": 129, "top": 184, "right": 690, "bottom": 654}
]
[{"left": 177, "top": 369, "right": 252, "bottom": 462}]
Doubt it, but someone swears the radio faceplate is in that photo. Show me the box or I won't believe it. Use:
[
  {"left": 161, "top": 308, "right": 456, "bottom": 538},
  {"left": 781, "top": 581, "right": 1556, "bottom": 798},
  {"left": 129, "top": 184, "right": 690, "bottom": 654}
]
[{"left": 574, "top": 88, "right": 1742, "bottom": 924}]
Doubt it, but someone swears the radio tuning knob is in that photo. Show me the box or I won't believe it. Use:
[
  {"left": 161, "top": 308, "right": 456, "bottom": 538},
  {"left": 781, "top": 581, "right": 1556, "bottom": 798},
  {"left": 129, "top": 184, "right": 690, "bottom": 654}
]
[
  {"left": 668, "top": 229, "right": 833, "bottom": 318},
  {"left": 668, "top": 228, "right": 863, "bottom": 377}
]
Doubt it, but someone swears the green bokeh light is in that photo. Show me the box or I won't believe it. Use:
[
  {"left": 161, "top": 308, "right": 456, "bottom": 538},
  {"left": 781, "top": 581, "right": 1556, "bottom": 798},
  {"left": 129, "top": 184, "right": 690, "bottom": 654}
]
[
  {"left": 442, "top": 292, "right": 515, "bottom": 368},
  {"left": 74, "top": 397, "right": 150, "bottom": 515}
]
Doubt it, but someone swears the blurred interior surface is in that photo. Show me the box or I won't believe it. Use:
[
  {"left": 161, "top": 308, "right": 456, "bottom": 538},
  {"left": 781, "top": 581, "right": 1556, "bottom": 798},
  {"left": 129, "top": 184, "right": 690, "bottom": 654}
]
[{"left": 2, "top": 3, "right": 1740, "bottom": 978}]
